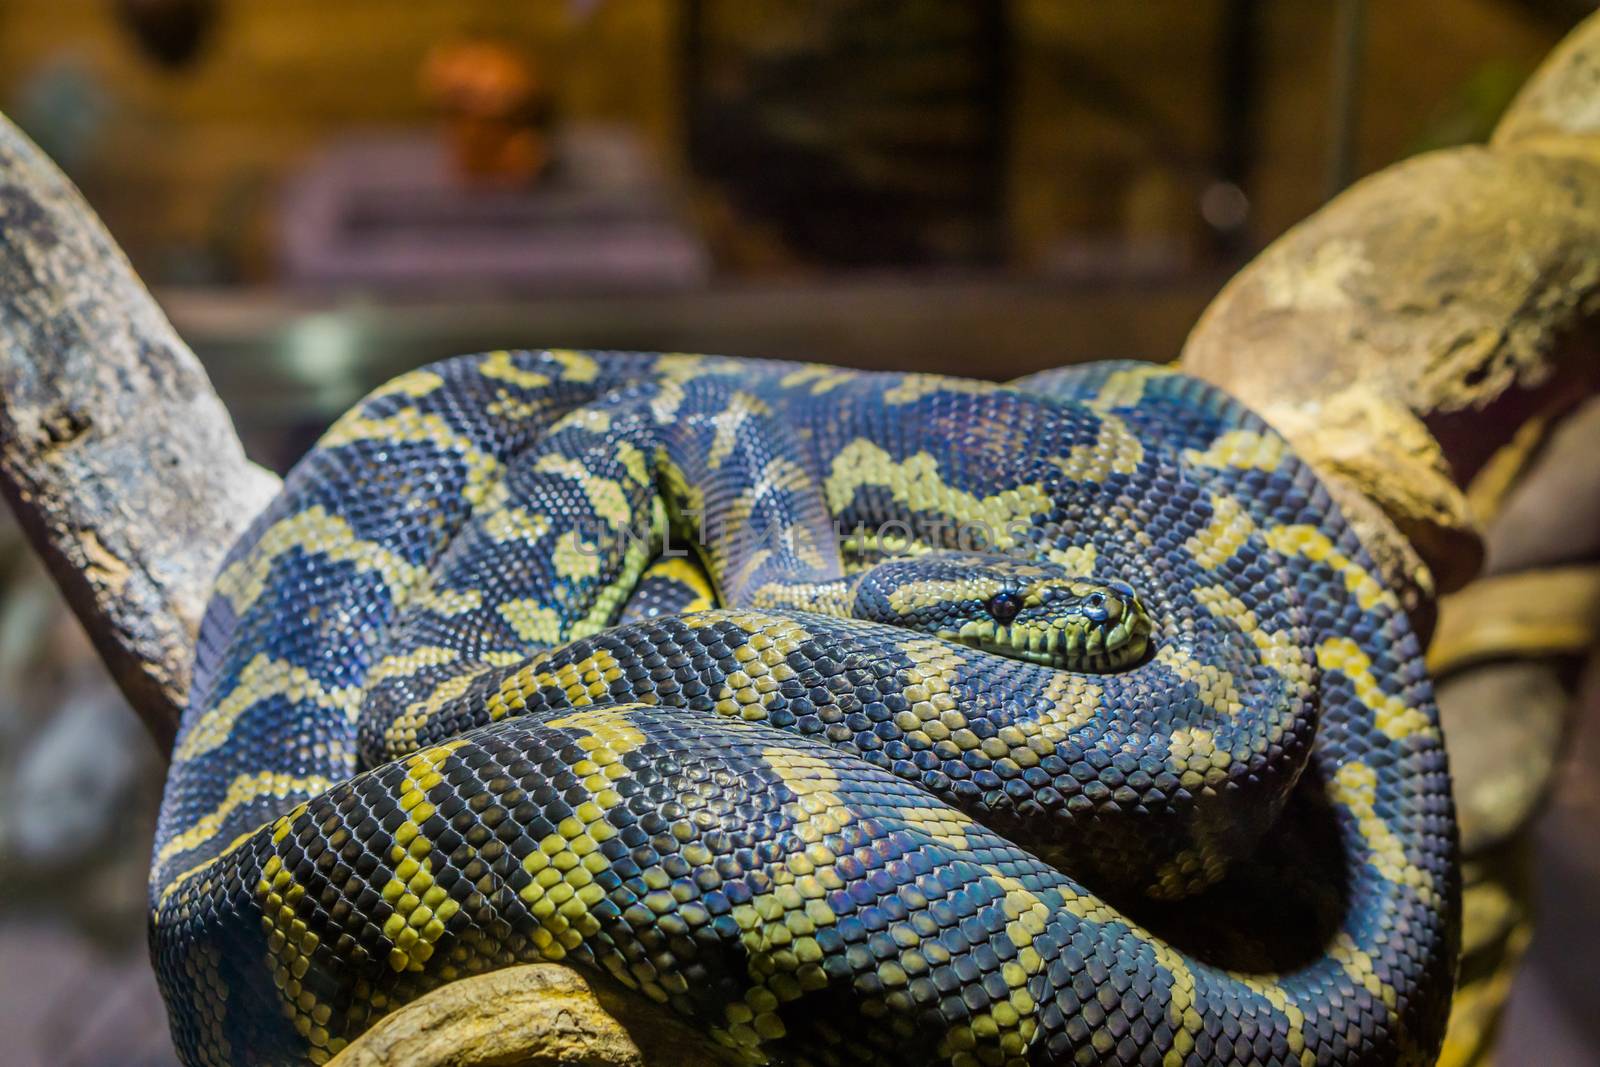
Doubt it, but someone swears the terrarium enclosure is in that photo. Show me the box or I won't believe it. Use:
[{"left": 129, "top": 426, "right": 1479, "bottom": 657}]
[{"left": 0, "top": 4, "right": 1598, "bottom": 1066}]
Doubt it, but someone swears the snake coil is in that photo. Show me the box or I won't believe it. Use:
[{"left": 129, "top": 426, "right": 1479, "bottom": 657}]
[{"left": 151, "top": 352, "right": 1458, "bottom": 1066}]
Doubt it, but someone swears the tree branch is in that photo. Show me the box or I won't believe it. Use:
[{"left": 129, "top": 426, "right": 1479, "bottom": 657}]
[
  {"left": 0, "top": 112, "right": 279, "bottom": 751},
  {"left": 1181, "top": 11, "right": 1600, "bottom": 632}
]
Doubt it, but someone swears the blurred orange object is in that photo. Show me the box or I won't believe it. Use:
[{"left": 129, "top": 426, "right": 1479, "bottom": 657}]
[{"left": 421, "top": 39, "right": 551, "bottom": 186}]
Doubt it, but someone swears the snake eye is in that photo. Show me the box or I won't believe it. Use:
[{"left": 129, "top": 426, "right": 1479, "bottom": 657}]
[
  {"left": 1085, "top": 592, "right": 1106, "bottom": 609},
  {"left": 987, "top": 591, "right": 1022, "bottom": 624}
]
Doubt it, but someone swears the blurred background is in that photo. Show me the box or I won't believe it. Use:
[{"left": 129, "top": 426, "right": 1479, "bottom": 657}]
[{"left": 0, "top": 2, "right": 1596, "bottom": 1064}]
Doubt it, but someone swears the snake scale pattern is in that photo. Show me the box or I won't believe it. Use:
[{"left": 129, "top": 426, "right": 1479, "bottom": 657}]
[{"left": 150, "top": 352, "right": 1458, "bottom": 1066}]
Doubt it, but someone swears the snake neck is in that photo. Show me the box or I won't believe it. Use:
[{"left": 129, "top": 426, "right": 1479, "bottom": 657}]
[{"left": 743, "top": 574, "right": 861, "bottom": 617}]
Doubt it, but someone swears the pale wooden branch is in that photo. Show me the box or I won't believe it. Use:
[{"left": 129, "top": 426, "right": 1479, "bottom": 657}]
[
  {"left": 0, "top": 111, "right": 279, "bottom": 750},
  {"left": 328, "top": 965, "right": 737, "bottom": 1067},
  {"left": 1428, "top": 394, "right": 1600, "bottom": 1067},
  {"left": 1181, "top": 11, "right": 1600, "bottom": 630}
]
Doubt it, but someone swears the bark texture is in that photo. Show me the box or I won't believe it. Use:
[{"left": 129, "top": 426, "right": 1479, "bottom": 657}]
[
  {"left": 0, "top": 114, "right": 279, "bottom": 750},
  {"left": 1181, "top": 12, "right": 1600, "bottom": 630},
  {"left": 325, "top": 965, "right": 730, "bottom": 1067}
]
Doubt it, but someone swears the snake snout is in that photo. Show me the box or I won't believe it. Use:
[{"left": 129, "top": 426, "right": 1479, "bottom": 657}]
[
  {"left": 856, "top": 552, "right": 1153, "bottom": 672},
  {"left": 991, "top": 580, "right": 1153, "bottom": 671}
]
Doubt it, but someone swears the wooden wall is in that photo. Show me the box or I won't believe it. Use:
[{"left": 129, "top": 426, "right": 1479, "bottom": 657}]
[{"left": 0, "top": 0, "right": 1570, "bottom": 282}]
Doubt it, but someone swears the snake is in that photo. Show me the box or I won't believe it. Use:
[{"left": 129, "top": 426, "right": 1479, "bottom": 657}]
[{"left": 149, "top": 351, "right": 1458, "bottom": 1067}]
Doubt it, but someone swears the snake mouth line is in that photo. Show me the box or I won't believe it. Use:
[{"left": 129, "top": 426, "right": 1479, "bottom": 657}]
[
  {"left": 942, "top": 622, "right": 1152, "bottom": 672},
  {"left": 1010, "top": 640, "right": 1152, "bottom": 670}
]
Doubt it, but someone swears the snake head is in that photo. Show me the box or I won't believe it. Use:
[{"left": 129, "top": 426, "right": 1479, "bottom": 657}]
[{"left": 851, "top": 552, "right": 1152, "bottom": 671}]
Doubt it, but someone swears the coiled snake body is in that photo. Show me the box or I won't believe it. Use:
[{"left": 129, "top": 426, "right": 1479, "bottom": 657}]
[{"left": 151, "top": 352, "right": 1458, "bottom": 1066}]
